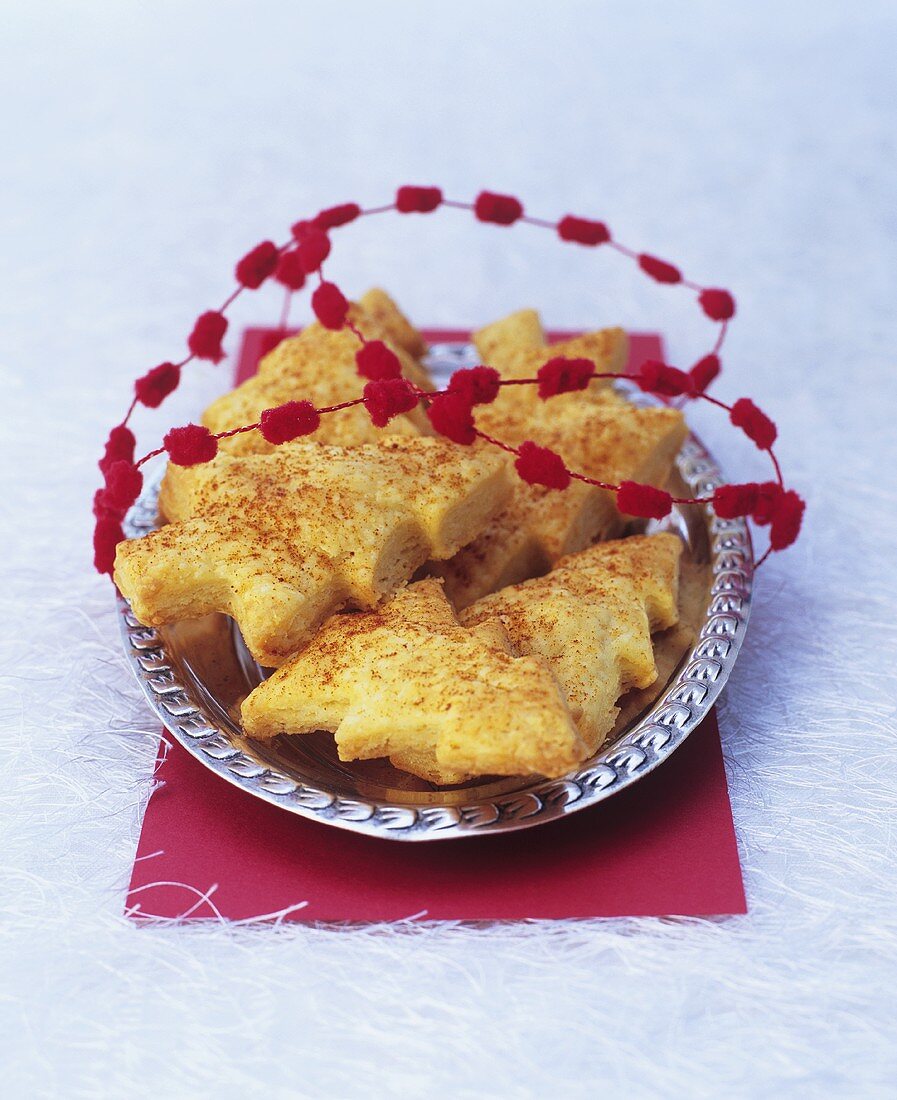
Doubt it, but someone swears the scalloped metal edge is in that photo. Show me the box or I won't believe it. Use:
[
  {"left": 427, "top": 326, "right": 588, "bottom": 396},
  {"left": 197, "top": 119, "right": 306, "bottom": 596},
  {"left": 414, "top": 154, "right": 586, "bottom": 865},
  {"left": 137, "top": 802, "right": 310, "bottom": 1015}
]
[{"left": 117, "top": 344, "right": 752, "bottom": 841}]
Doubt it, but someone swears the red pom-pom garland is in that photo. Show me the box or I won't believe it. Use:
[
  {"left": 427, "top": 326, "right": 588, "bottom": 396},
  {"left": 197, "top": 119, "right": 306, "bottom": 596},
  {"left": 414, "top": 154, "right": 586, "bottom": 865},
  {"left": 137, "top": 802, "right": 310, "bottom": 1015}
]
[
  {"left": 311, "top": 282, "right": 349, "bottom": 330},
  {"left": 515, "top": 441, "right": 570, "bottom": 490},
  {"left": 355, "top": 340, "right": 403, "bottom": 381},
  {"left": 164, "top": 424, "right": 219, "bottom": 467},
  {"left": 260, "top": 400, "right": 321, "bottom": 444},
  {"left": 297, "top": 226, "right": 331, "bottom": 274},
  {"left": 557, "top": 215, "right": 610, "bottom": 246},
  {"left": 314, "top": 203, "right": 361, "bottom": 230},
  {"left": 363, "top": 378, "right": 419, "bottom": 427},
  {"left": 235, "top": 240, "right": 279, "bottom": 289},
  {"left": 103, "top": 460, "right": 143, "bottom": 510},
  {"left": 187, "top": 311, "right": 228, "bottom": 363},
  {"left": 99, "top": 424, "right": 135, "bottom": 475},
  {"left": 135, "top": 362, "right": 180, "bottom": 408},
  {"left": 537, "top": 357, "right": 595, "bottom": 398},
  {"left": 688, "top": 354, "right": 721, "bottom": 395},
  {"left": 396, "top": 185, "right": 443, "bottom": 213},
  {"left": 274, "top": 249, "right": 306, "bottom": 291},
  {"left": 93, "top": 515, "right": 124, "bottom": 576},
  {"left": 730, "top": 397, "right": 777, "bottom": 450},
  {"left": 769, "top": 490, "right": 805, "bottom": 550},
  {"left": 426, "top": 392, "right": 476, "bottom": 445},
  {"left": 638, "top": 254, "right": 682, "bottom": 285},
  {"left": 751, "top": 482, "right": 784, "bottom": 526},
  {"left": 98, "top": 185, "right": 803, "bottom": 578},
  {"left": 634, "top": 360, "right": 691, "bottom": 398},
  {"left": 448, "top": 366, "right": 501, "bottom": 406},
  {"left": 616, "top": 481, "right": 673, "bottom": 519},
  {"left": 699, "top": 288, "right": 736, "bottom": 322},
  {"left": 713, "top": 482, "right": 760, "bottom": 519},
  {"left": 93, "top": 487, "right": 116, "bottom": 520},
  {"left": 474, "top": 190, "right": 523, "bottom": 226}
]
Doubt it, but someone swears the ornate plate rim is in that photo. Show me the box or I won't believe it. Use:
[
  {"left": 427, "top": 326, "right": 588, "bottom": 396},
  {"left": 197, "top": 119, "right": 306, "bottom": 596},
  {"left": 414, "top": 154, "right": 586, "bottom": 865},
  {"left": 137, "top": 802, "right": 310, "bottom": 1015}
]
[{"left": 117, "top": 343, "right": 753, "bottom": 841}]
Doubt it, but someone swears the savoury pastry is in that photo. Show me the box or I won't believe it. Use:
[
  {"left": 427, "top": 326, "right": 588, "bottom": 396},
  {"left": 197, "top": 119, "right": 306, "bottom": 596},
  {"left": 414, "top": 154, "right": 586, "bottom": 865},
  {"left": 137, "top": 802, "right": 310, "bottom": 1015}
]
[
  {"left": 461, "top": 533, "right": 682, "bottom": 752},
  {"left": 116, "top": 438, "right": 512, "bottom": 667},
  {"left": 241, "top": 577, "right": 587, "bottom": 783}
]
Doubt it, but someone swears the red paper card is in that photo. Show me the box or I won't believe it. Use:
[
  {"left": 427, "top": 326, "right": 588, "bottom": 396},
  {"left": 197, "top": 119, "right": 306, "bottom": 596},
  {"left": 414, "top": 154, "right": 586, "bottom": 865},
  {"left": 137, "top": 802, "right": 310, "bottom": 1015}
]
[{"left": 126, "top": 328, "right": 746, "bottom": 922}]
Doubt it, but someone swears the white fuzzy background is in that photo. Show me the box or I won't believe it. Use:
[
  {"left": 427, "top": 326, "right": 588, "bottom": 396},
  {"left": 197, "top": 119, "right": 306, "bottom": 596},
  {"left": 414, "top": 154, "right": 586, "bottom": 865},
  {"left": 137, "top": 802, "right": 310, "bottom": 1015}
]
[{"left": 1, "top": 1, "right": 896, "bottom": 1096}]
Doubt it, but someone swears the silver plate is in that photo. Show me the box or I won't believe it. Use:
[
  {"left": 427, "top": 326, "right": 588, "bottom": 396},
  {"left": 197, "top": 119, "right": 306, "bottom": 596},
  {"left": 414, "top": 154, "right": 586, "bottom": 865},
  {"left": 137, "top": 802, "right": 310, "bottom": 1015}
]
[{"left": 117, "top": 342, "right": 752, "bottom": 841}]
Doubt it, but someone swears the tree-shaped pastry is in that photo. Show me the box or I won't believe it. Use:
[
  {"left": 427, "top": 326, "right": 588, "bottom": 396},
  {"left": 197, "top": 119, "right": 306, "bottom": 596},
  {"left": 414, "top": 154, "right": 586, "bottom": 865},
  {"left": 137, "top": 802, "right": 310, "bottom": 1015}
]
[
  {"left": 241, "top": 578, "right": 587, "bottom": 784},
  {"left": 200, "top": 289, "right": 432, "bottom": 457},
  {"left": 435, "top": 385, "right": 686, "bottom": 606},
  {"left": 429, "top": 310, "right": 685, "bottom": 606},
  {"left": 461, "top": 533, "right": 683, "bottom": 753},
  {"left": 115, "top": 438, "right": 511, "bottom": 667}
]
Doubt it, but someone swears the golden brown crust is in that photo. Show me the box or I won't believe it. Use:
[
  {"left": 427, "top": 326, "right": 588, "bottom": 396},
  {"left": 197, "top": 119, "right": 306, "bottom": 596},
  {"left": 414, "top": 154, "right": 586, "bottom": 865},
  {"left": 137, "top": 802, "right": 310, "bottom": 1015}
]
[
  {"left": 115, "top": 438, "right": 512, "bottom": 668},
  {"left": 159, "top": 292, "right": 432, "bottom": 521},
  {"left": 436, "top": 391, "right": 687, "bottom": 606},
  {"left": 241, "top": 577, "right": 586, "bottom": 784},
  {"left": 461, "top": 533, "right": 683, "bottom": 753},
  {"left": 199, "top": 291, "right": 432, "bottom": 459},
  {"left": 429, "top": 309, "right": 685, "bottom": 607}
]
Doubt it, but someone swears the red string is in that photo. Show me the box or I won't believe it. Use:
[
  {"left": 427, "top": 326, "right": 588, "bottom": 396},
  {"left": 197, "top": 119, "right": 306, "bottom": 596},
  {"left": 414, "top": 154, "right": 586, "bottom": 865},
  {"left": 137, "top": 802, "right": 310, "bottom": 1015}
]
[{"left": 278, "top": 288, "right": 292, "bottom": 332}]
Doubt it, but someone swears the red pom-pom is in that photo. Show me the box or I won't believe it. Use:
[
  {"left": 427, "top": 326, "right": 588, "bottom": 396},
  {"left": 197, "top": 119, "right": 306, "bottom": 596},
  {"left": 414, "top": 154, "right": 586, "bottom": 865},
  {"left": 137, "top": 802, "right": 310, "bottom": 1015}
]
[
  {"left": 634, "top": 359, "right": 691, "bottom": 398},
  {"left": 537, "top": 356, "right": 595, "bottom": 399},
  {"left": 515, "top": 441, "right": 570, "bottom": 490},
  {"left": 699, "top": 288, "right": 736, "bottom": 322},
  {"left": 135, "top": 362, "right": 180, "bottom": 408},
  {"left": 311, "top": 282, "right": 349, "bottom": 330},
  {"left": 235, "top": 240, "right": 279, "bottom": 289},
  {"left": 259, "top": 400, "right": 320, "bottom": 444},
  {"left": 363, "top": 378, "right": 418, "bottom": 427},
  {"left": 474, "top": 190, "right": 523, "bottom": 226},
  {"left": 769, "top": 490, "right": 805, "bottom": 550},
  {"left": 638, "top": 254, "right": 682, "bottom": 284},
  {"left": 616, "top": 481, "right": 673, "bottom": 519},
  {"left": 187, "top": 311, "right": 228, "bottom": 363},
  {"left": 426, "top": 392, "right": 476, "bottom": 445},
  {"left": 448, "top": 366, "right": 501, "bottom": 406},
  {"left": 314, "top": 203, "right": 361, "bottom": 230},
  {"left": 751, "top": 482, "right": 783, "bottom": 526},
  {"left": 395, "top": 185, "right": 442, "bottom": 213},
  {"left": 730, "top": 398, "right": 777, "bottom": 450},
  {"left": 290, "top": 218, "right": 313, "bottom": 239},
  {"left": 93, "top": 515, "right": 124, "bottom": 576},
  {"left": 99, "top": 424, "right": 135, "bottom": 475},
  {"left": 713, "top": 482, "right": 760, "bottom": 519},
  {"left": 92, "top": 487, "right": 120, "bottom": 521},
  {"left": 103, "top": 460, "right": 143, "bottom": 510},
  {"left": 274, "top": 249, "right": 306, "bottom": 291},
  {"left": 355, "top": 340, "right": 402, "bottom": 381},
  {"left": 688, "top": 354, "right": 721, "bottom": 395},
  {"left": 557, "top": 215, "right": 610, "bottom": 246},
  {"left": 164, "top": 424, "right": 219, "bottom": 467},
  {"left": 297, "top": 227, "right": 331, "bottom": 274}
]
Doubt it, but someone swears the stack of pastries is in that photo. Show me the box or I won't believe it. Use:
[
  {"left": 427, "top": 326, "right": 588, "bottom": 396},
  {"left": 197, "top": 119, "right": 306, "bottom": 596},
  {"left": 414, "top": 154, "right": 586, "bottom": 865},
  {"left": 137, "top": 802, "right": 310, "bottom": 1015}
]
[{"left": 115, "top": 291, "right": 688, "bottom": 784}]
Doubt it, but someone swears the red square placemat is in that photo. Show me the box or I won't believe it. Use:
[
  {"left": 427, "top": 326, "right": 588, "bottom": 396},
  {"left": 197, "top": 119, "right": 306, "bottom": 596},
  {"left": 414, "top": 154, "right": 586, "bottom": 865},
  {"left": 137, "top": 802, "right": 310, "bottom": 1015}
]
[{"left": 125, "top": 328, "right": 745, "bottom": 922}]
